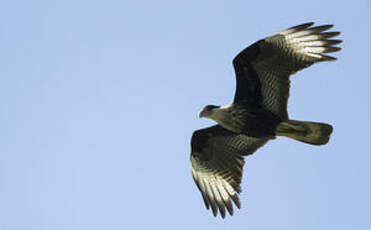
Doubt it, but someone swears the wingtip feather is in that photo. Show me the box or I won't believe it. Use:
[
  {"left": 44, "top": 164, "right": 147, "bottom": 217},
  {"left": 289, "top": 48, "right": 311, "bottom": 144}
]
[
  {"left": 276, "top": 22, "right": 342, "bottom": 62},
  {"left": 289, "top": 22, "right": 315, "bottom": 31}
]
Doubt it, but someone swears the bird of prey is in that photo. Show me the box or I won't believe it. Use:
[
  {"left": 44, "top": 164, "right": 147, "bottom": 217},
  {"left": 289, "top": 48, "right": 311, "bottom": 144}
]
[{"left": 190, "top": 22, "right": 341, "bottom": 218}]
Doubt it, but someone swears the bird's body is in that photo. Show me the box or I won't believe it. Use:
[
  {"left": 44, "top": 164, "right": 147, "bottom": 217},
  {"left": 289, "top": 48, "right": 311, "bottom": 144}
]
[
  {"left": 210, "top": 103, "right": 281, "bottom": 137},
  {"left": 190, "top": 22, "right": 342, "bottom": 218}
]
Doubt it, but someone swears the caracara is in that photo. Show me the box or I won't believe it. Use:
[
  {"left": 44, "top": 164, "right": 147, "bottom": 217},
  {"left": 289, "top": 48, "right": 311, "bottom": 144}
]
[{"left": 190, "top": 22, "right": 342, "bottom": 218}]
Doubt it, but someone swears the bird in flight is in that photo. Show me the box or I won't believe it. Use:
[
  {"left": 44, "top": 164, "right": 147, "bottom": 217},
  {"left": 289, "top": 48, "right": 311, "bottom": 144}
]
[{"left": 190, "top": 22, "right": 342, "bottom": 218}]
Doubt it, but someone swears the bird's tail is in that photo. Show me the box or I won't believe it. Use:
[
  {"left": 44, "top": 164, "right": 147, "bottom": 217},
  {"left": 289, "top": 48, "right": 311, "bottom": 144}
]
[{"left": 275, "top": 120, "right": 333, "bottom": 145}]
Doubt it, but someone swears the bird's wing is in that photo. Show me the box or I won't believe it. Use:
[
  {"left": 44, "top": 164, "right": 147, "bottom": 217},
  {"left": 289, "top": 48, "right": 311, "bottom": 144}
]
[
  {"left": 233, "top": 22, "right": 342, "bottom": 120},
  {"left": 190, "top": 125, "right": 270, "bottom": 218}
]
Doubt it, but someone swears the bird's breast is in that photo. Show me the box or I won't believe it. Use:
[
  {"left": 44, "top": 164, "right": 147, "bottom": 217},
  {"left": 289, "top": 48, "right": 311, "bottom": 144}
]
[{"left": 216, "top": 107, "right": 247, "bottom": 134}]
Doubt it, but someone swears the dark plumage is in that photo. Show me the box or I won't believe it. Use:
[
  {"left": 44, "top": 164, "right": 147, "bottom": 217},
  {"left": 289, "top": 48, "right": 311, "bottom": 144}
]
[{"left": 191, "top": 22, "right": 342, "bottom": 218}]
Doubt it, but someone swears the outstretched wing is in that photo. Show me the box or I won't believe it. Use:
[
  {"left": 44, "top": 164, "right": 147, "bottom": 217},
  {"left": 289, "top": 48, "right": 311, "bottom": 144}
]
[
  {"left": 233, "top": 22, "right": 342, "bottom": 120},
  {"left": 190, "top": 125, "right": 270, "bottom": 218}
]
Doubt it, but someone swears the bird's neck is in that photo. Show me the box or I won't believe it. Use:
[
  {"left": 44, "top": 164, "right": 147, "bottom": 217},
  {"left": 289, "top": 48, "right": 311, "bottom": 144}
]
[{"left": 210, "top": 104, "right": 245, "bottom": 133}]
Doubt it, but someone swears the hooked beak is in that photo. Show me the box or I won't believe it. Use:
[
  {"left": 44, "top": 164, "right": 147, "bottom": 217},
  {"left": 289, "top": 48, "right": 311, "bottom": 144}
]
[
  {"left": 199, "top": 108, "right": 211, "bottom": 118},
  {"left": 199, "top": 110, "right": 205, "bottom": 118}
]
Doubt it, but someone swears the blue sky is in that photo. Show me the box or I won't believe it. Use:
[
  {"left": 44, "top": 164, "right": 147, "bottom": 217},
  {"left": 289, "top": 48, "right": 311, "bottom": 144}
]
[{"left": 0, "top": 0, "right": 370, "bottom": 229}]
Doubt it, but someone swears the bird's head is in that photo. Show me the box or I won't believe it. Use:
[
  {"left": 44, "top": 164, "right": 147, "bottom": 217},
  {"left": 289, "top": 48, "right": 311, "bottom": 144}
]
[{"left": 199, "top": 105, "right": 221, "bottom": 118}]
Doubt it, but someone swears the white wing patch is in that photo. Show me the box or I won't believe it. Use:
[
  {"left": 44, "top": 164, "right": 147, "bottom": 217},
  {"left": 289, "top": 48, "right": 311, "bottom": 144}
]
[
  {"left": 269, "top": 22, "right": 342, "bottom": 62},
  {"left": 191, "top": 161, "right": 239, "bottom": 217}
]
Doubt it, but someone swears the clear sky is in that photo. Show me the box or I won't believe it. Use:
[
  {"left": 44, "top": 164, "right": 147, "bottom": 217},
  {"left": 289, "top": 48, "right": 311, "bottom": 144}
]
[{"left": 0, "top": 0, "right": 370, "bottom": 229}]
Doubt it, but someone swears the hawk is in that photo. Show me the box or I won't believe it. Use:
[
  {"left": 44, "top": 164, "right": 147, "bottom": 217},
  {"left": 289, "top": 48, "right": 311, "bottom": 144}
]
[{"left": 190, "top": 22, "right": 341, "bottom": 218}]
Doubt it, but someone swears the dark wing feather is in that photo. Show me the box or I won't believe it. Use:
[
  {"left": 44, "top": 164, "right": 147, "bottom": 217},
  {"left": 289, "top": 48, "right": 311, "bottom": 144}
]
[
  {"left": 190, "top": 125, "right": 270, "bottom": 218},
  {"left": 233, "top": 22, "right": 342, "bottom": 120}
]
